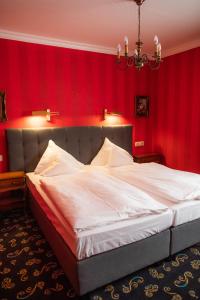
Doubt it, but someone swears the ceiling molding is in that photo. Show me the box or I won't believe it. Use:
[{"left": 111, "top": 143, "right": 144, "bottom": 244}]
[
  {"left": 0, "top": 29, "right": 199, "bottom": 59},
  {"left": 0, "top": 29, "right": 116, "bottom": 55},
  {"left": 163, "top": 39, "right": 200, "bottom": 57}
]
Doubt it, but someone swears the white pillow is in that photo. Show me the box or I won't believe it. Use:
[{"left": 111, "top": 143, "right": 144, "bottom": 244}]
[
  {"left": 91, "top": 138, "right": 133, "bottom": 167},
  {"left": 40, "top": 160, "right": 82, "bottom": 177},
  {"left": 91, "top": 138, "right": 112, "bottom": 166},
  {"left": 34, "top": 140, "right": 56, "bottom": 174},
  {"left": 35, "top": 140, "right": 83, "bottom": 175},
  {"left": 108, "top": 144, "right": 133, "bottom": 167}
]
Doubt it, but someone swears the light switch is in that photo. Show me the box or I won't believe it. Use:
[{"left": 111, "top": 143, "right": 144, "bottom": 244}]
[{"left": 135, "top": 141, "right": 144, "bottom": 147}]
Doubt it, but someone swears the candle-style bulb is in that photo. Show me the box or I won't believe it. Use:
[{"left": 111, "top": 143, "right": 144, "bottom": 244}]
[
  {"left": 117, "top": 44, "right": 122, "bottom": 52},
  {"left": 124, "top": 36, "right": 128, "bottom": 45},
  {"left": 117, "top": 44, "right": 121, "bottom": 60},
  {"left": 154, "top": 35, "right": 159, "bottom": 45},
  {"left": 157, "top": 43, "right": 161, "bottom": 57},
  {"left": 124, "top": 36, "right": 129, "bottom": 56},
  {"left": 157, "top": 43, "right": 161, "bottom": 51}
]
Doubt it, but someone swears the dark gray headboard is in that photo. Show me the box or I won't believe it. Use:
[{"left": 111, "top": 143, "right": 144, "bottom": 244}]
[{"left": 6, "top": 125, "right": 133, "bottom": 172}]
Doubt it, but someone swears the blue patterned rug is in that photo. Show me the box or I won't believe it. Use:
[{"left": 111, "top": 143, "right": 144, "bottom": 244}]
[{"left": 0, "top": 208, "right": 200, "bottom": 300}]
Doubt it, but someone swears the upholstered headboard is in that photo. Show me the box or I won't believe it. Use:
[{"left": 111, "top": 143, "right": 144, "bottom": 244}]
[{"left": 6, "top": 125, "right": 132, "bottom": 172}]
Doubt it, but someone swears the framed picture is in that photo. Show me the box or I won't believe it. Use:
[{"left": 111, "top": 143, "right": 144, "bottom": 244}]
[
  {"left": 0, "top": 91, "right": 7, "bottom": 122},
  {"left": 135, "top": 96, "right": 149, "bottom": 117}
]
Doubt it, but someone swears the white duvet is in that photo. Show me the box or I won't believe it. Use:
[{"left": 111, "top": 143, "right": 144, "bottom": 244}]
[
  {"left": 40, "top": 168, "right": 167, "bottom": 233},
  {"left": 109, "top": 163, "right": 200, "bottom": 203}
]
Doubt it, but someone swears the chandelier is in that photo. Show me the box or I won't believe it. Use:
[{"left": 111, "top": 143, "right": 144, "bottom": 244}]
[{"left": 117, "top": 0, "right": 162, "bottom": 70}]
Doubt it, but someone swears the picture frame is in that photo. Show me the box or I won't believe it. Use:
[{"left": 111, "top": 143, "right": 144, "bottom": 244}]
[
  {"left": 135, "top": 95, "right": 149, "bottom": 117},
  {"left": 0, "top": 91, "right": 7, "bottom": 122}
]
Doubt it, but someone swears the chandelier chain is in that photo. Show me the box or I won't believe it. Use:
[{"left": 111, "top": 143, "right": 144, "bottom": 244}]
[{"left": 138, "top": 4, "right": 141, "bottom": 42}]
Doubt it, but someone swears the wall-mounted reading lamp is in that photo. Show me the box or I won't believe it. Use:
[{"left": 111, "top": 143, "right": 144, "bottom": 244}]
[
  {"left": 32, "top": 109, "right": 59, "bottom": 122},
  {"left": 103, "top": 108, "right": 121, "bottom": 120}
]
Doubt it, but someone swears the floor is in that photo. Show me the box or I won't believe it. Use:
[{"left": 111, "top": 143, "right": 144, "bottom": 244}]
[{"left": 1, "top": 208, "right": 200, "bottom": 300}]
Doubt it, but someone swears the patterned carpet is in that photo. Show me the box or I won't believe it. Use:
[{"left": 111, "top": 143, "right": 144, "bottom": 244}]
[{"left": 0, "top": 209, "right": 200, "bottom": 300}]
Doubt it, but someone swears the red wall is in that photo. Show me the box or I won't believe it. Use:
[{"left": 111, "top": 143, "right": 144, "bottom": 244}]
[
  {"left": 1, "top": 39, "right": 198, "bottom": 173},
  {"left": 151, "top": 47, "right": 200, "bottom": 173},
  {"left": 0, "top": 38, "right": 153, "bottom": 172}
]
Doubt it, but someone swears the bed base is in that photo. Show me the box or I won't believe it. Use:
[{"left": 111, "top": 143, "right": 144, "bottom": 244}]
[
  {"left": 28, "top": 182, "right": 170, "bottom": 295},
  {"left": 171, "top": 218, "right": 200, "bottom": 255}
]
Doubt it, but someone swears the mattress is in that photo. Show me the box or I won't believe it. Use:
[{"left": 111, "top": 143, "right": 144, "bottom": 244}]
[{"left": 27, "top": 172, "right": 173, "bottom": 260}]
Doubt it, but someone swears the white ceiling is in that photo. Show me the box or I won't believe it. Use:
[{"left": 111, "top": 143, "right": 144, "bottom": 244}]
[{"left": 0, "top": 0, "right": 200, "bottom": 57}]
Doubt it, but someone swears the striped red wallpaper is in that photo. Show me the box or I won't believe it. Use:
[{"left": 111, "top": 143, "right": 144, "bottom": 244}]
[
  {"left": 0, "top": 38, "right": 153, "bottom": 172},
  {"left": 151, "top": 47, "right": 200, "bottom": 173},
  {"left": 0, "top": 38, "right": 199, "bottom": 173}
]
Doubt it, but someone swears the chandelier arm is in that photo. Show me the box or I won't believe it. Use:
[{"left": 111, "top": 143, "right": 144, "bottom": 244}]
[
  {"left": 126, "top": 56, "right": 135, "bottom": 67},
  {"left": 117, "top": 56, "right": 135, "bottom": 68},
  {"left": 141, "top": 54, "right": 150, "bottom": 65},
  {"left": 148, "top": 59, "right": 161, "bottom": 70}
]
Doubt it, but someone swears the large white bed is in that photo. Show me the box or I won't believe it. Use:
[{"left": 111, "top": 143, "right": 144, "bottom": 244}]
[{"left": 6, "top": 125, "right": 200, "bottom": 295}]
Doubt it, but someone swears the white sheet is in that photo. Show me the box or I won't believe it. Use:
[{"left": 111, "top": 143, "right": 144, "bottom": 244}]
[
  {"left": 171, "top": 201, "right": 200, "bottom": 226},
  {"left": 27, "top": 172, "right": 173, "bottom": 260},
  {"left": 109, "top": 163, "right": 200, "bottom": 226},
  {"left": 40, "top": 167, "right": 168, "bottom": 232},
  {"left": 109, "top": 163, "right": 200, "bottom": 203}
]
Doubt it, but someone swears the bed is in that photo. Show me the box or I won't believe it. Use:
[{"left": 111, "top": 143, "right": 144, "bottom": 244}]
[{"left": 6, "top": 125, "right": 171, "bottom": 295}]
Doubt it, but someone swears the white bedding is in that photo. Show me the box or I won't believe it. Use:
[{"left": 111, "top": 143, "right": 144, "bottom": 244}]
[
  {"left": 109, "top": 163, "right": 200, "bottom": 226},
  {"left": 40, "top": 167, "right": 168, "bottom": 232},
  {"left": 110, "top": 163, "right": 200, "bottom": 203},
  {"left": 27, "top": 172, "right": 172, "bottom": 259}
]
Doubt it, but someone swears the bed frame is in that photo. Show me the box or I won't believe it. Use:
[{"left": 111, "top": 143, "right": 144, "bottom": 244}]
[{"left": 6, "top": 126, "right": 200, "bottom": 295}]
